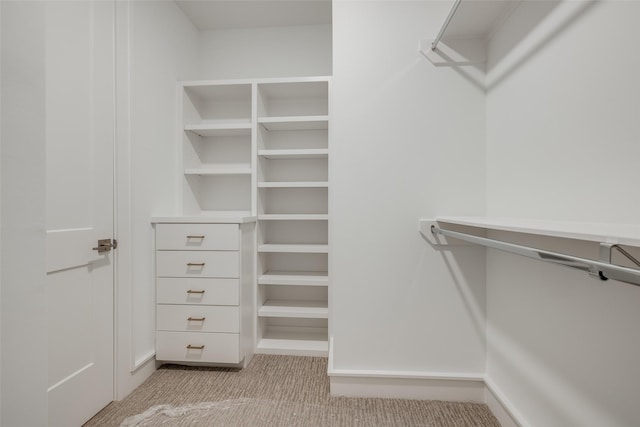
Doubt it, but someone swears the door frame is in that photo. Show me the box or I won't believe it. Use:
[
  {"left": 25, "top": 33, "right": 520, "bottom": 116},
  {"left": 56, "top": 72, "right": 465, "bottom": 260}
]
[{"left": 113, "top": 0, "right": 158, "bottom": 402}]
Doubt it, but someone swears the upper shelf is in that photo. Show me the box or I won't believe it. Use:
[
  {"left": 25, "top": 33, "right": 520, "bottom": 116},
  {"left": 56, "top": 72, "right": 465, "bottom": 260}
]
[
  {"left": 421, "top": 0, "right": 519, "bottom": 66},
  {"left": 151, "top": 215, "right": 257, "bottom": 224},
  {"left": 185, "top": 122, "right": 251, "bottom": 137},
  {"left": 258, "top": 149, "right": 328, "bottom": 159},
  {"left": 435, "top": 216, "right": 640, "bottom": 247},
  {"left": 258, "top": 116, "right": 329, "bottom": 131}
]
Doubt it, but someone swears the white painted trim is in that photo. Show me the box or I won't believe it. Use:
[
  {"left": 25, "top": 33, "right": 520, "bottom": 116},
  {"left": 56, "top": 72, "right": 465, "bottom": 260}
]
[
  {"left": 328, "top": 341, "right": 485, "bottom": 401},
  {"left": 181, "top": 75, "right": 331, "bottom": 87},
  {"left": 328, "top": 343, "right": 528, "bottom": 425},
  {"left": 328, "top": 368, "right": 529, "bottom": 423},
  {"left": 329, "top": 374, "right": 486, "bottom": 402},
  {"left": 484, "top": 377, "right": 528, "bottom": 427},
  {"left": 328, "top": 367, "right": 485, "bottom": 383},
  {"left": 132, "top": 349, "right": 156, "bottom": 372}
]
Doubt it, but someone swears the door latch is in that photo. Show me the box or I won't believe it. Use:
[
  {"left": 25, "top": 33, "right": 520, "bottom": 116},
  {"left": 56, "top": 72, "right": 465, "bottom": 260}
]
[{"left": 93, "top": 239, "right": 117, "bottom": 254}]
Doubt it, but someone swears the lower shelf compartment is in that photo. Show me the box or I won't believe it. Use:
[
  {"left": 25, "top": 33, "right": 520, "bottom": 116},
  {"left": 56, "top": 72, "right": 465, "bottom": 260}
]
[
  {"left": 258, "top": 300, "right": 328, "bottom": 319},
  {"left": 259, "top": 270, "right": 328, "bottom": 286},
  {"left": 255, "top": 327, "right": 328, "bottom": 357}
]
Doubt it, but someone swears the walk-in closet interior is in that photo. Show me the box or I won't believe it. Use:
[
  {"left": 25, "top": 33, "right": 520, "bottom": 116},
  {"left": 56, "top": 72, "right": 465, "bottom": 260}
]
[{"left": 2, "top": 0, "right": 639, "bottom": 426}]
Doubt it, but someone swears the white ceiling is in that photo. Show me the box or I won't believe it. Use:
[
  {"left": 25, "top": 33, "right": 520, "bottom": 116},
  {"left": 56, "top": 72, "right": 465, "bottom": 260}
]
[{"left": 175, "top": 0, "right": 332, "bottom": 31}]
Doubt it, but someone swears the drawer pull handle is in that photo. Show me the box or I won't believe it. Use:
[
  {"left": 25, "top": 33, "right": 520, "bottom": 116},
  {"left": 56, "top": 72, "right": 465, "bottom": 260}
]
[
  {"left": 186, "top": 235, "right": 205, "bottom": 239},
  {"left": 187, "top": 262, "right": 205, "bottom": 267},
  {"left": 187, "top": 316, "right": 206, "bottom": 321},
  {"left": 187, "top": 290, "right": 206, "bottom": 294},
  {"left": 186, "top": 344, "right": 205, "bottom": 350}
]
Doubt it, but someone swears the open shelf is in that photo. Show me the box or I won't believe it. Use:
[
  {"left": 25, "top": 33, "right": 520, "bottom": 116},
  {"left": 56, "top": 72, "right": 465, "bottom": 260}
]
[
  {"left": 184, "top": 122, "right": 252, "bottom": 137},
  {"left": 152, "top": 214, "right": 255, "bottom": 224},
  {"left": 258, "top": 271, "right": 328, "bottom": 286},
  {"left": 184, "top": 167, "right": 252, "bottom": 176},
  {"left": 258, "top": 300, "right": 328, "bottom": 319},
  {"left": 258, "top": 181, "right": 328, "bottom": 188},
  {"left": 258, "top": 116, "right": 329, "bottom": 131},
  {"left": 258, "top": 214, "right": 328, "bottom": 221},
  {"left": 258, "top": 244, "right": 328, "bottom": 254},
  {"left": 256, "top": 327, "right": 329, "bottom": 357},
  {"left": 258, "top": 149, "right": 328, "bottom": 159}
]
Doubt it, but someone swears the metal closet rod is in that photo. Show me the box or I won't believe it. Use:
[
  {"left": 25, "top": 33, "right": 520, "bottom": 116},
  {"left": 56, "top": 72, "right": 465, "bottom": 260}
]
[
  {"left": 431, "top": 0, "right": 463, "bottom": 51},
  {"left": 431, "top": 225, "right": 640, "bottom": 287}
]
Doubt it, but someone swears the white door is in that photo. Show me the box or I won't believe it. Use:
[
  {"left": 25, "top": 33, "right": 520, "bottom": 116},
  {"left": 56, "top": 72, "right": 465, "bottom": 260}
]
[{"left": 45, "top": 2, "right": 115, "bottom": 426}]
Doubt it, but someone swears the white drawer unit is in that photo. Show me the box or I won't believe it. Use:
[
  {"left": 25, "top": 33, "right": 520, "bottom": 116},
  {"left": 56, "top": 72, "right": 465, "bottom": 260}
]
[{"left": 152, "top": 218, "right": 255, "bottom": 366}]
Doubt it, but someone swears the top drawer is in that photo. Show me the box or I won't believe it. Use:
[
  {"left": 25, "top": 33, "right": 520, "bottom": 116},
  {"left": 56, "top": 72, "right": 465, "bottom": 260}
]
[{"left": 156, "top": 223, "right": 239, "bottom": 251}]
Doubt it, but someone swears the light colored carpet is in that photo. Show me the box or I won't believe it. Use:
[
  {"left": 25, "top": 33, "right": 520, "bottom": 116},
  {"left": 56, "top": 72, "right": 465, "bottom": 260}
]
[{"left": 84, "top": 355, "right": 500, "bottom": 426}]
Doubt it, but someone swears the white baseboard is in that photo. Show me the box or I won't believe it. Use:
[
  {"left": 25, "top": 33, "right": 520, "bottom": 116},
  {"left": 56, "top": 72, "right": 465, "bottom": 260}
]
[
  {"left": 328, "top": 341, "right": 526, "bottom": 425},
  {"left": 484, "top": 377, "right": 527, "bottom": 427},
  {"left": 329, "top": 373, "right": 486, "bottom": 402}
]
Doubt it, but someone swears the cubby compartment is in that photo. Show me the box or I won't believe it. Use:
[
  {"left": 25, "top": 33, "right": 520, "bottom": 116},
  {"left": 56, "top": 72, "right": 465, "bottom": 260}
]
[
  {"left": 257, "top": 81, "right": 328, "bottom": 118},
  {"left": 183, "top": 130, "right": 252, "bottom": 173},
  {"left": 258, "top": 252, "right": 328, "bottom": 279},
  {"left": 258, "top": 286, "right": 328, "bottom": 320},
  {"left": 183, "top": 174, "right": 252, "bottom": 215},
  {"left": 183, "top": 83, "right": 252, "bottom": 125},
  {"left": 256, "top": 317, "right": 329, "bottom": 356},
  {"left": 258, "top": 220, "right": 328, "bottom": 245},
  {"left": 258, "top": 127, "right": 328, "bottom": 152},
  {"left": 258, "top": 158, "right": 328, "bottom": 183},
  {"left": 258, "top": 188, "right": 328, "bottom": 215}
]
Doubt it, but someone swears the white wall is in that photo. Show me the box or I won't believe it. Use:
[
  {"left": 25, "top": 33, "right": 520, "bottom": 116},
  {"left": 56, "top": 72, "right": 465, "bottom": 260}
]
[
  {"left": 198, "top": 24, "right": 332, "bottom": 79},
  {"left": 485, "top": 1, "right": 640, "bottom": 425},
  {"left": 116, "top": 0, "right": 199, "bottom": 398},
  {"left": 0, "top": 2, "right": 48, "bottom": 425},
  {"left": 331, "top": 0, "right": 486, "bottom": 379}
]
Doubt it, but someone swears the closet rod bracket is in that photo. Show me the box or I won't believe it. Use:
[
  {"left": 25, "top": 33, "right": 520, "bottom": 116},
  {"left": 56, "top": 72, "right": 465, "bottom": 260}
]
[{"left": 599, "top": 243, "right": 640, "bottom": 269}]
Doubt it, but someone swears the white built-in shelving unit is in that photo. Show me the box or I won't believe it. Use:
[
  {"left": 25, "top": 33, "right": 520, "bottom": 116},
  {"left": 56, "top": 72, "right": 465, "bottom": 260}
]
[
  {"left": 256, "top": 79, "right": 330, "bottom": 356},
  {"left": 178, "top": 77, "right": 330, "bottom": 357}
]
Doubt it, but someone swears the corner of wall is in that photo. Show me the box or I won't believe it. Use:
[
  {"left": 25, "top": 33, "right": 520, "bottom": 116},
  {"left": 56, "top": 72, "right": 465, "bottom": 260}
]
[{"left": 484, "top": 377, "right": 525, "bottom": 427}]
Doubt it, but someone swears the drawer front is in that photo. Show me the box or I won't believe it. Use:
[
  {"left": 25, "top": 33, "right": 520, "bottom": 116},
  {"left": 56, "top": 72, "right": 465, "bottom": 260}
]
[
  {"left": 157, "top": 278, "right": 239, "bottom": 306},
  {"left": 157, "top": 305, "right": 239, "bottom": 333},
  {"left": 156, "top": 224, "right": 239, "bottom": 251},
  {"left": 156, "top": 331, "right": 240, "bottom": 364},
  {"left": 156, "top": 251, "right": 239, "bottom": 278}
]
